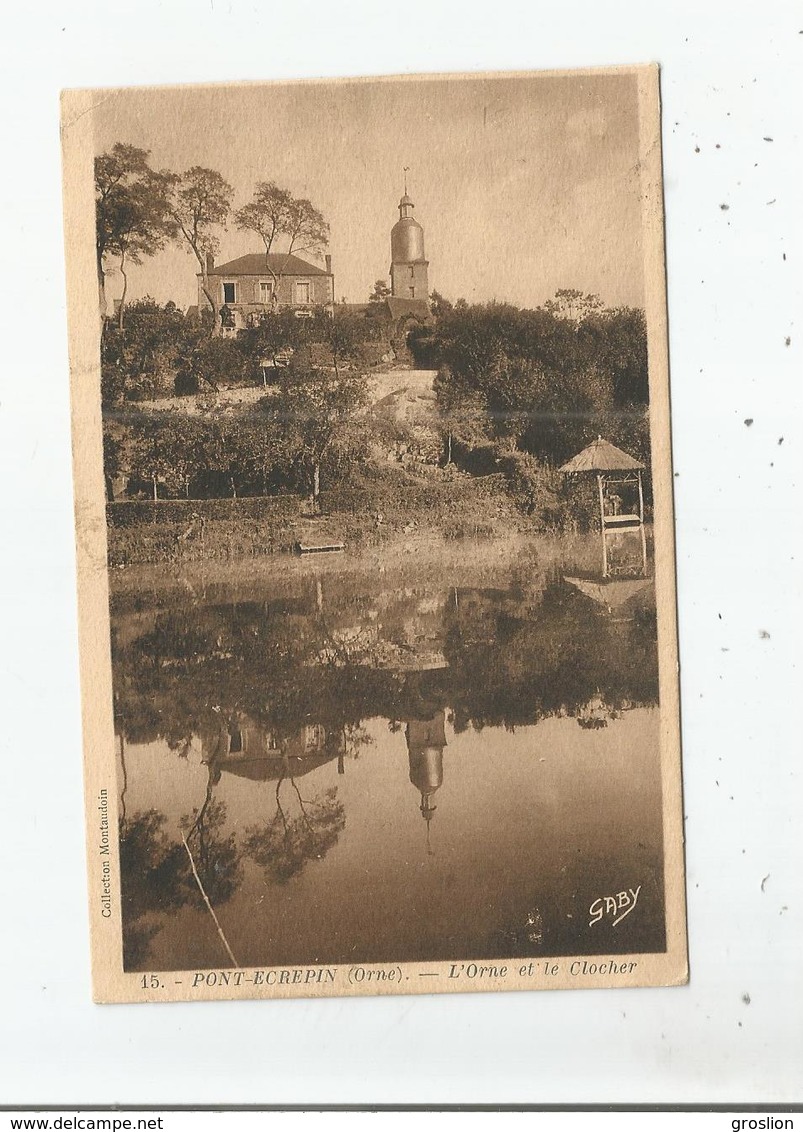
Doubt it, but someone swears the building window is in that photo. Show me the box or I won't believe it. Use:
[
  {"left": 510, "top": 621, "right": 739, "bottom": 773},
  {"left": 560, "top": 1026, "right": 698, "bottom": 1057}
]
[
  {"left": 259, "top": 281, "right": 273, "bottom": 303},
  {"left": 223, "top": 281, "right": 236, "bottom": 304},
  {"left": 295, "top": 281, "right": 311, "bottom": 305},
  {"left": 304, "top": 724, "right": 326, "bottom": 751}
]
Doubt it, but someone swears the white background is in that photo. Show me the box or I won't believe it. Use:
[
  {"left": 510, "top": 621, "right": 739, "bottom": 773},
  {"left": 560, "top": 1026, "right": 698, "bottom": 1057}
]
[{"left": 0, "top": 0, "right": 801, "bottom": 1107}]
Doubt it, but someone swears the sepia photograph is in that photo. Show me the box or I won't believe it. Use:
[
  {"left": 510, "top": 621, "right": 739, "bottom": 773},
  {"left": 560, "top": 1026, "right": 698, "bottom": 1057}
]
[{"left": 62, "top": 64, "right": 686, "bottom": 1003}]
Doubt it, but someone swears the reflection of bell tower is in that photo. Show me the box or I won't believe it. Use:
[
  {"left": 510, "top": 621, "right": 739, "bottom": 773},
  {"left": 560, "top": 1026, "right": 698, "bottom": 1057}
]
[{"left": 406, "top": 709, "right": 447, "bottom": 822}]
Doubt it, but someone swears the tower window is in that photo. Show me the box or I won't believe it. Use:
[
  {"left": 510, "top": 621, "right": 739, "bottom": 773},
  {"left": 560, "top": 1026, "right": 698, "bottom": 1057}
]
[
  {"left": 222, "top": 281, "right": 236, "bottom": 304},
  {"left": 409, "top": 286, "right": 416, "bottom": 298},
  {"left": 409, "top": 266, "right": 415, "bottom": 278}
]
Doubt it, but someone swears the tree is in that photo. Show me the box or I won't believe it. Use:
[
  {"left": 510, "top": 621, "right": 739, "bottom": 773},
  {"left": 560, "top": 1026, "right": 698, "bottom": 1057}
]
[
  {"left": 178, "top": 335, "right": 247, "bottom": 395},
  {"left": 101, "top": 298, "right": 195, "bottom": 403},
  {"left": 368, "top": 279, "right": 390, "bottom": 304},
  {"left": 429, "top": 290, "right": 453, "bottom": 320},
  {"left": 109, "top": 176, "right": 174, "bottom": 330},
  {"left": 233, "top": 181, "right": 290, "bottom": 269},
  {"left": 124, "top": 413, "right": 202, "bottom": 499},
  {"left": 543, "top": 289, "right": 604, "bottom": 323},
  {"left": 427, "top": 298, "right": 648, "bottom": 468},
  {"left": 164, "top": 166, "right": 233, "bottom": 329},
  {"left": 580, "top": 306, "right": 648, "bottom": 406},
  {"left": 234, "top": 181, "right": 329, "bottom": 291},
  {"left": 262, "top": 361, "right": 367, "bottom": 512},
  {"left": 95, "top": 144, "right": 172, "bottom": 324},
  {"left": 102, "top": 413, "right": 139, "bottom": 499},
  {"left": 433, "top": 364, "right": 490, "bottom": 465}
]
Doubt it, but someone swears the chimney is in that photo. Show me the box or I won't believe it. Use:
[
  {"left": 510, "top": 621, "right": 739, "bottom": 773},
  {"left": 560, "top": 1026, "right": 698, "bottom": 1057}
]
[
  {"left": 325, "top": 254, "right": 332, "bottom": 274},
  {"left": 205, "top": 253, "right": 215, "bottom": 274}
]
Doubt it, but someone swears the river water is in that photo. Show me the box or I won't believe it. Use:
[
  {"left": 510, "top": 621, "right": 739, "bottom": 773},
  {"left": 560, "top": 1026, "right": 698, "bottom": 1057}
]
[{"left": 110, "top": 534, "right": 665, "bottom": 972}]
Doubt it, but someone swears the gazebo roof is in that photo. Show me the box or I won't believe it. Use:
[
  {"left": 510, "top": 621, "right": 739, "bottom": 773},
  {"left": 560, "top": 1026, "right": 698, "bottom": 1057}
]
[{"left": 559, "top": 437, "right": 645, "bottom": 474}]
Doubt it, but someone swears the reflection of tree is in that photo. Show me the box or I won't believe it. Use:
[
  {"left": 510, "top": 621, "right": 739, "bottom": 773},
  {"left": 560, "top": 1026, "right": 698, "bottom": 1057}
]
[
  {"left": 443, "top": 575, "right": 658, "bottom": 731},
  {"left": 342, "top": 723, "right": 374, "bottom": 759},
  {"left": 119, "top": 777, "right": 244, "bottom": 970},
  {"left": 180, "top": 795, "right": 243, "bottom": 909},
  {"left": 119, "top": 810, "right": 189, "bottom": 969},
  {"left": 111, "top": 566, "right": 658, "bottom": 750},
  {"left": 111, "top": 593, "right": 399, "bottom": 753},
  {"left": 242, "top": 782, "right": 345, "bottom": 885}
]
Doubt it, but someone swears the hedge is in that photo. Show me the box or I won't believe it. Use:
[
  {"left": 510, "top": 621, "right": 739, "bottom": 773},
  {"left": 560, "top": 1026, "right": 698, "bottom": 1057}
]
[{"left": 106, "top": 495, "right": 303, "bottom": 528}]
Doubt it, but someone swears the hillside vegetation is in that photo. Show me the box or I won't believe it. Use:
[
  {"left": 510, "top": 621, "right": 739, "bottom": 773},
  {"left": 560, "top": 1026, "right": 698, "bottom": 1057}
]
[{"left": 102, "top": 290, "right": 650, "bottom": 563}]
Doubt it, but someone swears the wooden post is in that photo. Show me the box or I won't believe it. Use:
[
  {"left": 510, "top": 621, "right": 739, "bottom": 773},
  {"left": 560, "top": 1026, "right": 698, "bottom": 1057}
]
[
  {"left": 637, "top": 470, "right": 647, "bottom": 575},
  {"left": 597, "top": 474, "right": 608, "bottom": 577}
]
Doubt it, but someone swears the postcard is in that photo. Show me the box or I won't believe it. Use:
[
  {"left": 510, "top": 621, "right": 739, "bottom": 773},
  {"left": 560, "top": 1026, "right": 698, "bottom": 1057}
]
[{"left": 62, "top": 64, "right": 687, "bottom": 1002}]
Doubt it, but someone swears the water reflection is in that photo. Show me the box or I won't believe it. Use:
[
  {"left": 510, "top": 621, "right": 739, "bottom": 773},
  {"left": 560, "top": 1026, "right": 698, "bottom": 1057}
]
[
  {"left": 406, "top": 710, "right": 447, "bottom": 826},
  {"left": 111, "top": 536, "right": 664, "bottom": 971}
]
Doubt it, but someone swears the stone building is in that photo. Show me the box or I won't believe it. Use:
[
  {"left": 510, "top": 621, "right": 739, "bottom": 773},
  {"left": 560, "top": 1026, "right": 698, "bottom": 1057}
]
[
  {"left": 390, "top": 191, "right": 429, "bottom": 306},
  {"left": 342, "top": 189, "right": 433, "bottom": 347},
  {"left": 197, "top": 252, "right": 335, "bottom": 332}
]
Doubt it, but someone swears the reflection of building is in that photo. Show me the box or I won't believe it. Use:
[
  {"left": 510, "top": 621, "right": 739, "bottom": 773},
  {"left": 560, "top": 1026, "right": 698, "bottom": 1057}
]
[
  {"left": 202, "top": 718, "right": 344, "bottom": 782},
  {"left": 576, "top": 693, "right": 613, "bottom": 729},
  {"left": 405, "top": 709, "right": 447, "bottom": 822}
]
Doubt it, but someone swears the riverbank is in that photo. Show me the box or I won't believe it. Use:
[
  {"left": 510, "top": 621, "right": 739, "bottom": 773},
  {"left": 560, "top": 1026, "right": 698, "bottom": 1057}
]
[
  {"left": 106, "top": 472, "right": 534, "bottom": 567},
  {"left": 108, "top": 529, "right": 610, "bottom": 611}
]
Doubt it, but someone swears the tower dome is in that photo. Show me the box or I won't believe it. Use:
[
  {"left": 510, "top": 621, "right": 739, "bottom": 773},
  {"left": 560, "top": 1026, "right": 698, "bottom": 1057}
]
[{"left": 391, "top": 194, "right": 426, "bottom": 263}]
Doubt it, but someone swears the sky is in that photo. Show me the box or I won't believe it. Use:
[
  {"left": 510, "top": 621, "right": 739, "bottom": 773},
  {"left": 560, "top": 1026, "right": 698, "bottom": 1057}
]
[{"left": 91, "top": 70, "right": 645, "bottom": 311}]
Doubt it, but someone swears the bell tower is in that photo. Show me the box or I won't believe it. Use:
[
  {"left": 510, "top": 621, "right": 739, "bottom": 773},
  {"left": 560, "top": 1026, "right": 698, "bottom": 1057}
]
[{"left": 390, "top": 175, "right": 429, "bottom": 303}]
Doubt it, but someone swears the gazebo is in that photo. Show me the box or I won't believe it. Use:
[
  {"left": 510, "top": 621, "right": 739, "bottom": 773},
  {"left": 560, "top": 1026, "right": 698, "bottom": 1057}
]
[{"left": 560, "top": 437, "right": 647, "bottom": 578}]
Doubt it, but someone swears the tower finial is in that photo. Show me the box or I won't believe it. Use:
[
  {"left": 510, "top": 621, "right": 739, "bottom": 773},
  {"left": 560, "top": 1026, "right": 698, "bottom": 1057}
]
[{"left": 403, "top": 166, "right": 409, "bottom": 195}]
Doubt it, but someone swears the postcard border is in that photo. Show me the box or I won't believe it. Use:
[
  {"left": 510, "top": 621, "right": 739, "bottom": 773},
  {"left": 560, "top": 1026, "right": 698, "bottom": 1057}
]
[{"left": 62, "top": 63, "right": 688, "bottom": 1004}]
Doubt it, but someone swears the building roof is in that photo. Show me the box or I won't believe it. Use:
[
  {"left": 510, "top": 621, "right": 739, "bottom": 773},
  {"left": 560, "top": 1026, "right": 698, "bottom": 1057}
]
[
  {"left": 209, "top": 253, "right": 330, "bottom": 277},
  {"left": 559, "top": 437, "right": 645, "bottom": 474},
  {"left": 386, "top": 296, "right": 431, "bottom": 322},
  {"left": 216, "top": 752, "right": 336, "bottom": 782}
]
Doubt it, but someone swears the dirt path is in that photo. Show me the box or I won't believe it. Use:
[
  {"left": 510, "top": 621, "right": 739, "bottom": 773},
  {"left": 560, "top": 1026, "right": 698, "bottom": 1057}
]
[{"left": 128, "top": 368, "right": 438, "bottom": 417}]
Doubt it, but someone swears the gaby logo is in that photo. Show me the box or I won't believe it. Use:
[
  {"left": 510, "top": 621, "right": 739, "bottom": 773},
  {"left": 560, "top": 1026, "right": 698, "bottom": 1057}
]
[{"left": 588, "top": 885, "right": 642, "bottom": 928}]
